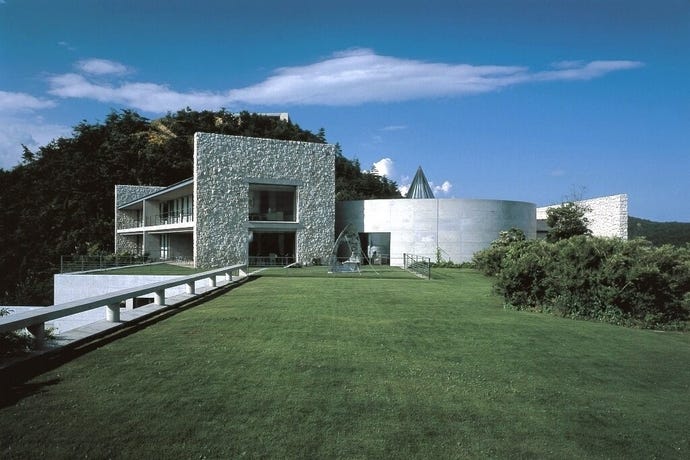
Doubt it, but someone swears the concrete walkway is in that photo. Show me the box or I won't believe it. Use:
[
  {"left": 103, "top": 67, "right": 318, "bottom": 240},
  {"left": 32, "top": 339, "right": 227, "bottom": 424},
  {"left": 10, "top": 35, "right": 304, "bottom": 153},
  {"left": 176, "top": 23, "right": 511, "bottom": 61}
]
[{"left": 0, "top": 276, "right": 249, "bottom": 378}]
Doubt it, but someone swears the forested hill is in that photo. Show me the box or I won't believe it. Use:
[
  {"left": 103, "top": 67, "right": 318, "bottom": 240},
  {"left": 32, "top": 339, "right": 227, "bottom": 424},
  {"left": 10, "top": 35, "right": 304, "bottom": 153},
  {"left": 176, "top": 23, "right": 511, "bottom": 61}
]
[
  {"left": 629, "top": 216, "right": 690, "bottom": 246},
  {"left": 0, "top": 109, "right": 401, "bottom": 305}
]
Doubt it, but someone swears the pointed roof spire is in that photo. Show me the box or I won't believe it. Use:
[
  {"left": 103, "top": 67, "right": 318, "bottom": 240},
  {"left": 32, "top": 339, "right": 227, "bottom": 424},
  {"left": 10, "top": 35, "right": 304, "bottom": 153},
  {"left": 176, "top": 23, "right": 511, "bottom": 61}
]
[{"left": 407, "top": 166, "right": 435, "bottom": 199}]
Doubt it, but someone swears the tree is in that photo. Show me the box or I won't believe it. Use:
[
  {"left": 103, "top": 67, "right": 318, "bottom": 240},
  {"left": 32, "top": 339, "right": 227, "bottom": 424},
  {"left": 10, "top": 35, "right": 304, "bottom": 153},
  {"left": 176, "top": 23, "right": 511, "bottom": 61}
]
[
  {"left": 0, "top": 109, "right": 402, "bottom": 305},
  {"left": 546, "top": 202, "right": 591, "bottom": 242}
]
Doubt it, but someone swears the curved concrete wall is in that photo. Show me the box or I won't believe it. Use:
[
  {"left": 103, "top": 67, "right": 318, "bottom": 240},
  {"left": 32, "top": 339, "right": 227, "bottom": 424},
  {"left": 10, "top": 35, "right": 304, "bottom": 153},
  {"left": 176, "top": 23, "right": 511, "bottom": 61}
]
[{"left": 337, "top": 198, "right": 536, "bottom": 265}]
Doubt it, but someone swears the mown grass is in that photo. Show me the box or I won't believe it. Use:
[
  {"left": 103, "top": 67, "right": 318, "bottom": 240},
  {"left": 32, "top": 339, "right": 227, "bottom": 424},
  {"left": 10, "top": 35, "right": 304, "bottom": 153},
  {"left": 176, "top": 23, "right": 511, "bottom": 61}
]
[{"left": 1, "top": 269, "right": 688, "bottom": 458}]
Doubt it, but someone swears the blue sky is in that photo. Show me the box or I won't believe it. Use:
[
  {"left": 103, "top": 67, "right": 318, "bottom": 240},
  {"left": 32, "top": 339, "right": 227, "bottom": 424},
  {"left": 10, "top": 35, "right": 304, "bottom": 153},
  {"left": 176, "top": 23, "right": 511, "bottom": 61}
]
[{"left": 1, "top": 0, "right": 688, "bottom": 221}]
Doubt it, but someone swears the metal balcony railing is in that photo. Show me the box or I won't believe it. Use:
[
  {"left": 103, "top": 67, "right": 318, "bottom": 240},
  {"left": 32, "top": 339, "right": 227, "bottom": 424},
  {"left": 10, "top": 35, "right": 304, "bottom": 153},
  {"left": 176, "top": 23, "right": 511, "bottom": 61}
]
[{"left": 145, "top": 211, "right": 194, "bottom": 227}]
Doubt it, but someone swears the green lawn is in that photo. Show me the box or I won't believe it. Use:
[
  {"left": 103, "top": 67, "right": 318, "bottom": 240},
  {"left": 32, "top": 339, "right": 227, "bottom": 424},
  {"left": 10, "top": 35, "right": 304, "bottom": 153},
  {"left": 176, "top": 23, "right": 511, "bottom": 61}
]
[{"left": 1, "top": 269, "right": 688, "bottom": 458}]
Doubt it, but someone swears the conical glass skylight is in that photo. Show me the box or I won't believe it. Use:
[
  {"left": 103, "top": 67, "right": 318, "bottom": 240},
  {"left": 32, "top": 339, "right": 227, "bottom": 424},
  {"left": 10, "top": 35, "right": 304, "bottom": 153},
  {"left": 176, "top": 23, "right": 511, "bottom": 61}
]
[{"left": 406, "top": 166, "right": 435, "bottom": 199}]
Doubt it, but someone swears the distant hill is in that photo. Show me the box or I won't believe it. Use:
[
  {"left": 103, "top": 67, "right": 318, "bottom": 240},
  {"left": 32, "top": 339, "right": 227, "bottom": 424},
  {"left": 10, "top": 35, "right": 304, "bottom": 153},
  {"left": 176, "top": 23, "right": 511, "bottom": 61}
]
[{"left": 628, "top": 216, "right": 690, "bottom": 246}]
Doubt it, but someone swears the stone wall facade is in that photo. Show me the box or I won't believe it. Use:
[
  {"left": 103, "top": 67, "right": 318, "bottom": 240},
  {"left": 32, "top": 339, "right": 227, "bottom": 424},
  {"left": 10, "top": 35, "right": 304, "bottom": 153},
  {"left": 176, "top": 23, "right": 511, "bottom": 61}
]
[
  {"left": 536, "top": 194, "right": 628, "bottom": 239},
  {"left": 114, "top": 185, "right": 165, "bottom": 253},
  {"left": 194, "top": 133, "right": 336, "bottom": 268}
]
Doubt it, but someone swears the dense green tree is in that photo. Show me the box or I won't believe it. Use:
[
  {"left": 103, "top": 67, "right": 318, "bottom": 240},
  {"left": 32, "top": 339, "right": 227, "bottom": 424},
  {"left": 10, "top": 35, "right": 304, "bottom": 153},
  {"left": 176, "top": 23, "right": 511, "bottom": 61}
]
[
  {"left": 546, "top": 201, "right": 592, "bottom": 242},
  {"left": 334, "top": 144, "right": 401, "bottom": 201}
]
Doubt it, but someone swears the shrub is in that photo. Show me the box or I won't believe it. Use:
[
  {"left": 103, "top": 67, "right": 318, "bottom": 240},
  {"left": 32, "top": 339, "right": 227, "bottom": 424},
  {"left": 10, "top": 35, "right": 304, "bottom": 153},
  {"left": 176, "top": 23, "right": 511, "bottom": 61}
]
[
  {"left": 486, "top": 235, "right": 690, "bottom": 329},
  {"left": 0, "top": 308, "right": 34, "bottom": 356},
  {"left": 472, "top": 228, "right": 526, "bottom": 276}
]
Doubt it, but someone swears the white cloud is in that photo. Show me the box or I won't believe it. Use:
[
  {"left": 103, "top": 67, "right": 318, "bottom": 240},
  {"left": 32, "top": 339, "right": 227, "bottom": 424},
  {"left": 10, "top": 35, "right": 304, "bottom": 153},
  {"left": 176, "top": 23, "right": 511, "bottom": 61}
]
[
  {"left": 48, "top": 73, "right": 229, "bottom": 112},
  {"left": 398, "top": 184, "right": 410, "bottom": 197},
  {"left": 58, "top": 41, "right": 76, "bottom": 51},
  {"left": 381, "top": 125, "right": 407, "bottom": 132},
  {"left": 0, "top": 90, "right": 56, "bottom": 111},
  {"left": 0, "top": 90, "right": 64, "bottom": 169},
  {"left": 44, "top": 50, "right": 644, "bottom": 112},
  {"left": 0, "top": 116, "right": 71, "bottom": 169},
  {"left": 372, "top": 157, "right": 395, "bottom": 177},
  {"left": 534, "top": 60, "right": 644, "bottom": 82},
  {"left": 76, "top": 58, "right": 130, "bottom": 76},
  {"left": 433, "top": 180, "right": 453, "bottom": 195}
]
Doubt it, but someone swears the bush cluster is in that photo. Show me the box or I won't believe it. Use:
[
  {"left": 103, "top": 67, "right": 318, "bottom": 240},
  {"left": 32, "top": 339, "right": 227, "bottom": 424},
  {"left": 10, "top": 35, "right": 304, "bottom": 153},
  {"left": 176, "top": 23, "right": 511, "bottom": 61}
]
[
  {"left": 0, "top": 308, "right": 34, "bottom": 356},
  {"left": 473, "top": 235, "right": 690, "bottom": 329}
]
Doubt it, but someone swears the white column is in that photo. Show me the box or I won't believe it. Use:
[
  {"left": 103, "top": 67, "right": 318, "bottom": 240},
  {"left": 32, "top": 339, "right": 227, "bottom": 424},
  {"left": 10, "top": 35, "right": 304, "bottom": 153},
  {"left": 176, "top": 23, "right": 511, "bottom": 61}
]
[
  {"left": 106, "top": 303, "right": 120, "bottom": 322},
  {"left": 154, "top": 289, "right": 165, "bottom": 305},
  {"left": 186, "top": 281, "right": 195, "bottom": 294}
]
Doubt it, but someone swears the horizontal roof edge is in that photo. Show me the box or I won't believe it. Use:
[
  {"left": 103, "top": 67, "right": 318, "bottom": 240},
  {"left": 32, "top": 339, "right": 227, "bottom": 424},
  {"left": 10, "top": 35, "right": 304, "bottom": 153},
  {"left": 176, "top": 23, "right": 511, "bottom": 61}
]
[{"left": 117, "top": 178, "right": 193, "bottom": 208}]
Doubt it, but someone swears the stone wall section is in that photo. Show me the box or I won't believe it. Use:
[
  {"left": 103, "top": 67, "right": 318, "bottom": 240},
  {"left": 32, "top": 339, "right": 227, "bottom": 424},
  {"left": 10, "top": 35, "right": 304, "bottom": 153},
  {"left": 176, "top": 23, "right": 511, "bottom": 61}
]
[
  {"left": 194, "top": 133, "right": 335, "bottom": 268},
  {"left": 114, "top": 185, "right": 166, "bottom": 253},
  {"left": 536, "top": 194, "right": 628, "bottom": 239}
]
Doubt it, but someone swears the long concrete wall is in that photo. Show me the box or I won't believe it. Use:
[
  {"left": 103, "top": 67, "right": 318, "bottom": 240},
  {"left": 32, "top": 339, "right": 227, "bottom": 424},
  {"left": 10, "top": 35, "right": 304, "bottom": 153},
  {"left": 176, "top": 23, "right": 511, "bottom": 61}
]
[
  {"left": 194, "top": 133, "right": 336, "bottom": 268},
  {"left": 52, "top": 273, "right": 191, "bottom": 332},
  {"left": 537, "top": 194, "right": 628, "bottom": 239},
  {"left": 337, "top": 198, "right": 536, "bottom": 265}
]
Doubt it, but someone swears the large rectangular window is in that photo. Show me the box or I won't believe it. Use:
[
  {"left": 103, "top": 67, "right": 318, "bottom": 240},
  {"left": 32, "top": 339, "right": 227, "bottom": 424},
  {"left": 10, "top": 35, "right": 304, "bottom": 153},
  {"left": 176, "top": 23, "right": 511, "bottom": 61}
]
[
  {"left": 248, "top": 231, "right": 296, "bottom": 266},
  {"left": 248, "top": 184, "right": 296, "bottom": 222}
]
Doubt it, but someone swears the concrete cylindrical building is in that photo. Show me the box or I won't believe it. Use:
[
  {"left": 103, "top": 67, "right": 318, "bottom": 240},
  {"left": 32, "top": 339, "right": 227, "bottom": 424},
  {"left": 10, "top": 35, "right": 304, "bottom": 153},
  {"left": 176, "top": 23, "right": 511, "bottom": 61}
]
[{"left": 336, "top": 198, "right": 536, "bottom": 266}]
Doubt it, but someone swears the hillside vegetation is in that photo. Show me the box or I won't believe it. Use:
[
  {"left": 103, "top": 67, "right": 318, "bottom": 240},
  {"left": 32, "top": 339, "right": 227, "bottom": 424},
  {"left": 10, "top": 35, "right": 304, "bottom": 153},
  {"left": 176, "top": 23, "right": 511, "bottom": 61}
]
[
  {"left": 0, "top": 109, "right": 400, "bottom": 305},
  {"left": 629, "top": 216, "right": 690, "bottom": 246}
]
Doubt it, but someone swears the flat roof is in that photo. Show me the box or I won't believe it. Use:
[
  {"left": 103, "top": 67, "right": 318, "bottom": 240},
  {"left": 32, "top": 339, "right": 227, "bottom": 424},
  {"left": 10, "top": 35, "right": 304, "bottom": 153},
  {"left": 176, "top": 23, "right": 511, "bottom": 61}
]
[{"left": 118, "top": 178, "right": 194, "bottom": 209}]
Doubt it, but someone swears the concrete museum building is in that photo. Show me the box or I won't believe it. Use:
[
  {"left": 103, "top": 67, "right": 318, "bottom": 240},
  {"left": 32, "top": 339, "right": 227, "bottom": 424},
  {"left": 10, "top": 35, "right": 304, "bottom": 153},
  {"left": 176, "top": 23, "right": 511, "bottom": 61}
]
[{"left": 115, "top": 132, "right": 627, "bottom": 269}]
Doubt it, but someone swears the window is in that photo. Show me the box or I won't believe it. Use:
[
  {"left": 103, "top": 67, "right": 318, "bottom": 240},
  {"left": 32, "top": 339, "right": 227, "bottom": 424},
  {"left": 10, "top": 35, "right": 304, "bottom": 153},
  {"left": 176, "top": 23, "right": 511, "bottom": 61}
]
[
  {"left": 160, "top": 234, "right": 169, "bottom": 260},
  {"left": 248, "top": 231, "right": 296, "bottom": 266},
  {"left": 248, "top": 184, "right": 296, "bottom": 222}
]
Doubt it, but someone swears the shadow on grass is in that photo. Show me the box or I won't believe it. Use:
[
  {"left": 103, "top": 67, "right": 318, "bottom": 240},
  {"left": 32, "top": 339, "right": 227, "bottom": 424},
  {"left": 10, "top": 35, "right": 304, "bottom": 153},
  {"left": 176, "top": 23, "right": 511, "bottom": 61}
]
[{"left": 0, "top": 276, "right": 258, "bottom": 409}]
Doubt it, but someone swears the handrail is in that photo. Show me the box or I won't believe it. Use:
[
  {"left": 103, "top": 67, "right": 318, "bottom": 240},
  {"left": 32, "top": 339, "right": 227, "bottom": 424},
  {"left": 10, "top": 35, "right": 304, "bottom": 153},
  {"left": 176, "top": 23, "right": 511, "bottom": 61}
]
[{"left": 0, "top": 263, "right": 247, "bottom": 339}]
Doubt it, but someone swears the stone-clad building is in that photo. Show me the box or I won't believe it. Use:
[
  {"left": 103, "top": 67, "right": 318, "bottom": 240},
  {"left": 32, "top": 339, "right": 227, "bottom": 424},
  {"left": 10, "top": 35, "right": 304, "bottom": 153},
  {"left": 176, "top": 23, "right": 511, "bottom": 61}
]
[
  {"left": 115, "top": 133, "right": 336, "bottom": 268},
  {"left": 115, "top": 132, "right": 627, "bottom": 269}
]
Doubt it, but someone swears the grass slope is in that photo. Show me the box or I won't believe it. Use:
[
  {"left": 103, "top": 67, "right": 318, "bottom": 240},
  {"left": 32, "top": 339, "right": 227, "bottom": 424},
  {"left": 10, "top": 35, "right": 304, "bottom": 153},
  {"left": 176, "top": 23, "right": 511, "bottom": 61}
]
[{"left": 1, "top": 269, "right": 688, "bottom": 458}]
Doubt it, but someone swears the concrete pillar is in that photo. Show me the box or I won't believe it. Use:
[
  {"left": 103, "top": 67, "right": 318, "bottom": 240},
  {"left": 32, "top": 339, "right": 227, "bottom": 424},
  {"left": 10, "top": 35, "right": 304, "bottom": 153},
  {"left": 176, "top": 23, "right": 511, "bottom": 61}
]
[
  {"left": 208, "top": 276, "right": 216, "bottom": 287},
  {"left": 154, "top": 289, "right": 165, "bottom": 305},
  {"left": 225, "top": 272, "right": 231, "bottom": 281},
  {"left": 186, "top": 281, "right": 195, "bottom": 294},
  {"left": 27, "top": 322, "right": 45, "bottom": 348},
  {"left": 107, "top": 303, "right": 120, "bottom": 322},
  {"left": 239, "top": 268, "right": 247, "bottom": 277}
]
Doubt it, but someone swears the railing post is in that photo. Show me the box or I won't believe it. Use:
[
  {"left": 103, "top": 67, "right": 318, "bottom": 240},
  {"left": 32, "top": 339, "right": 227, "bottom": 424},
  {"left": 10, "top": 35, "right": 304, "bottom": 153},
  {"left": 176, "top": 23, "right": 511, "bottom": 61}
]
[
  {"left": 154, "top": 289, "right": 165, "bottom": 306},
  {"left": 225, "top": 271, "right": 231, "bottom": 282},
  {"left": 208, "top": 276, "right": 217, "bottom": 287},
  {"left": 106, "top": 303, "right": 120, "bottom": 322},
  {"left": 186, "top": 281, "right": 195, "bottom": 294},
  {"left": 27, "top": 323, "right": 45, "bottom": 348}
]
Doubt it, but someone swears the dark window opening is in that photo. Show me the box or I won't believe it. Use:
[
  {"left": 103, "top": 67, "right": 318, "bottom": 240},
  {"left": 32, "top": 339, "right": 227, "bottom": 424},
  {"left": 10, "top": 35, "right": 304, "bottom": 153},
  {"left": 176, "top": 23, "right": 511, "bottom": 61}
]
[
  {"left": 249, "top": 231, "right": 296, "bottom": 266},
  {"left": 249, "top": 184, "right": 296, "bottom": 222}
]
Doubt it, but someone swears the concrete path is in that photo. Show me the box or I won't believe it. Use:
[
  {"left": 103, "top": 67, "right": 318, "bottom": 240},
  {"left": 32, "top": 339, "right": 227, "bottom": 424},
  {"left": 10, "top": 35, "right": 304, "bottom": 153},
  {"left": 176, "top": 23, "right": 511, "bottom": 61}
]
[{"left": 0, "top": 276, "right": 249, "bottom": 378}]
